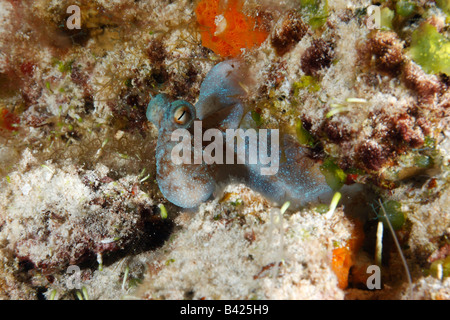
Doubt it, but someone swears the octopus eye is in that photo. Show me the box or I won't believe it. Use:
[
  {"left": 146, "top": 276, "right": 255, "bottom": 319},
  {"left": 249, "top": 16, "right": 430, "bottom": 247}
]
[{"left": 173, "top": 105, "right": 192, "bottom": 125}]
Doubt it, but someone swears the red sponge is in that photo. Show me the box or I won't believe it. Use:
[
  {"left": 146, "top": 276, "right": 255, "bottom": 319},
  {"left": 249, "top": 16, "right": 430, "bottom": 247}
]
[{"left": 195, "top": 0, "right": 269, "bottom": 57}]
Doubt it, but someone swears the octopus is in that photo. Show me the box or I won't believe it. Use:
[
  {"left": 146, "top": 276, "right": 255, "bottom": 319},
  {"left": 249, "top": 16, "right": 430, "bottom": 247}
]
[{"left": 147, "top": 60, "right": 332, "bottom": 208}]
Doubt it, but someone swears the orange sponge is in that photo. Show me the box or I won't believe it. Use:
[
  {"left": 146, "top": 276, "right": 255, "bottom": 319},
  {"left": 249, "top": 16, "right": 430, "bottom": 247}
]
[
  {"left": 331, "top": 220, "right": 364, "bottom": 289},
  {"left": 332, "top": 247, "right": 353, "bottom": 290},
  {"left": 195, "top": 0, "right": 269, "bottom": 57}
]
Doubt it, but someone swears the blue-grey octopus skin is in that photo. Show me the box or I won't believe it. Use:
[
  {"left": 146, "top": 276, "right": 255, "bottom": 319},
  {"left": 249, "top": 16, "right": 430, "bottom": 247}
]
[{"left": 147, "top": 60, "right": 331, "bottom": 208}]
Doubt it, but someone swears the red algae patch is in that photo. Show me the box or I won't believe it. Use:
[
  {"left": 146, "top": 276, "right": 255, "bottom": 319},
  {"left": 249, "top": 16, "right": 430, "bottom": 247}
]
[{"left": 0, "top": 108, "right": 19, "bottom": 132}]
